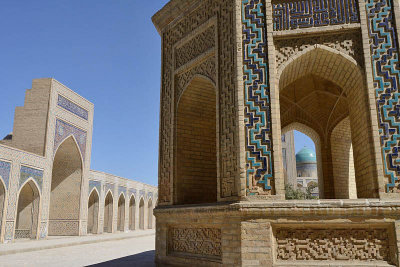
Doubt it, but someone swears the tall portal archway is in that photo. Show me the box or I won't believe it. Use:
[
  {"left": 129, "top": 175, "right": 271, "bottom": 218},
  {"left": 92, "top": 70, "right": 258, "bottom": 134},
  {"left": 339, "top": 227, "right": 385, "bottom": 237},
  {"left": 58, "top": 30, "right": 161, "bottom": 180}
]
[
  {"left": 129, "top": 195, "right": 135, "bottom": 230},
  {"left": 103, "top": 191, "right": 113, "bottom": 233},
  {"left": 147, "top": 199, "right": 153, "bottom": 229},
  {"left": 139, "top": 198, "right": 144, "bottom": 230},
  {"left": 278, "top": 46, "right": 377, "bottom": 199},
  {"left": 117, "top": 194, "right": 125, "bottom": 232},
  {"left": 175, "top": 76, "right": 217, "bottom": 204},
  {"left": 87, "top": 189, "right": 99, "bottom": 234},
  {"left": 49, "top": 136, "right": 82, "bottom": 236},
  {"left": 15, "top": 180, "right": 40, "bottom": 239}
]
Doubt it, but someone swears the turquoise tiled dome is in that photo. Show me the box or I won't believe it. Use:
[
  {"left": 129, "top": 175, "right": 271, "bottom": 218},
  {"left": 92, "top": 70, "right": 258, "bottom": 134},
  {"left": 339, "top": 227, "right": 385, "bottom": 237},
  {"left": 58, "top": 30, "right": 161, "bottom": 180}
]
[{"left": 296, "top": 147, "right": 316, "bottom": 164}]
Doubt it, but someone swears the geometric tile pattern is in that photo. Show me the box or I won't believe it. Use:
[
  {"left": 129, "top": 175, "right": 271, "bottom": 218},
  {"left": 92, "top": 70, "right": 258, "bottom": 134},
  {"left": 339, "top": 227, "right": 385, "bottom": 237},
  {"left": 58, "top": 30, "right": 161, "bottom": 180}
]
[
  {"left": 19, "top": 166, "right": 44, "bottom": 192},
  {"left": 118, "top": 186, "right": 127, "bottom": 196},
  {"left": 242, "top": 0, "right": 273, "bottom": 195},
  {"left": 272, "top": 0, "right": 360, "bottom": 31},
  {"left": 104, "top": 183, "right": 115, "bottom": 195},
  {"left": 54, "top": 119, "right": 87, "bottom": 162},
  {"left": 57, "top": 95, "right": 89, "bottom": 120},
  {"left": 366, "top": 0, "right": 400, "bottom": 192},
  {"left": 276, "top": 228, "right": 389, "bottom": 261},
  {"left": 139, "top": 189, "right": 145, "bottom": 200},
  {"left": 89, "top": 180, "right": 101, "bottom": 194},
  {"left": 148, "top": 192, "right": 153, "bottom": 200},
  {"left": 0, "top": 160, "right": 11, "bottom": 189},
  {"left": 129, "top": 189, "right": 137, "bottom": 199}
]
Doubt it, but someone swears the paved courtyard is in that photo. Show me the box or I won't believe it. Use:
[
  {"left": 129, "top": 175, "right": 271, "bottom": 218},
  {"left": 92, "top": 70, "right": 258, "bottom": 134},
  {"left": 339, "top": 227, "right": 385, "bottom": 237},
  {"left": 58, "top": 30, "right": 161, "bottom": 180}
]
[{"left": 0, "top": 231, "right": 155, "bottom": 267}]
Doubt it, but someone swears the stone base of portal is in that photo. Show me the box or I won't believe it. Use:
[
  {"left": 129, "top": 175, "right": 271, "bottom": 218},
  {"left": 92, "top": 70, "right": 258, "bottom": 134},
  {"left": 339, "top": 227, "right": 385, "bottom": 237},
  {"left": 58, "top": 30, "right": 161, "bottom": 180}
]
[{"left": 155, "top": 200, "right": 400, "bottom": 266}]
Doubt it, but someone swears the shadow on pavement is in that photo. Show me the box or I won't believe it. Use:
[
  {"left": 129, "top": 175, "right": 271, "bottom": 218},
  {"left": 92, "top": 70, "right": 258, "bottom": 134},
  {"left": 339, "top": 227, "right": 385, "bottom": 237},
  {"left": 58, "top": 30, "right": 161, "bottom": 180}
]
[{"left": 88, "top": 250, "right": 155, "bottom": 267}]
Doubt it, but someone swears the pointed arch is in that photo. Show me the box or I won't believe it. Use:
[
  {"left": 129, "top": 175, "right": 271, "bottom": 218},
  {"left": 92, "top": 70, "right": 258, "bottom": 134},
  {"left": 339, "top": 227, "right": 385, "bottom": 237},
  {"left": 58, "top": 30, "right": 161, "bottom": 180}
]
[
  {"left": 176, "top": 74, "right": 217, "bottom": 106},
  {"left": 175, "top": 76, "right": 218, "bottom": 204},
  {"left": 117, "top": 193, "right": 126, "bottom": 232},
  {"left": 15, "top": 179, "right": 40, "bottom": 239},
  {"left": 282, "top": 123, "right": 324, "bottom": 198},
  {"left": 129, "top": 194, "right": 136, "bottom": 231},
  {"left": 87, "top": 188, "right": 99, "bottom": 234},
  {"left": 103, "top": 190, "right": 113, "bottom": 233},
  {"left": 278, "top": 45, "right": 379, "bottom": 198},
  {"left": 53, "top": 134, "right": 84, "bottom": 168},
  {"left": 49, "top": 135, "right": 83, "bottom": 236},
  {"left": 147, "top": 198, "right": 153, "bottom": 229},
  {"left": 139, "top": 197, "right": 145, "bottom": 230}
]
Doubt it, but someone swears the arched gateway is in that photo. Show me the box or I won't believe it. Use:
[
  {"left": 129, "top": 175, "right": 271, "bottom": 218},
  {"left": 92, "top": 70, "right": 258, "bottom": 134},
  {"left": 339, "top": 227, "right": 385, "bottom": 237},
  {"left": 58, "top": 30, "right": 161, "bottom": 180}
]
[{"left": 153, "top": 0, "right": 400, "bottom": 265}]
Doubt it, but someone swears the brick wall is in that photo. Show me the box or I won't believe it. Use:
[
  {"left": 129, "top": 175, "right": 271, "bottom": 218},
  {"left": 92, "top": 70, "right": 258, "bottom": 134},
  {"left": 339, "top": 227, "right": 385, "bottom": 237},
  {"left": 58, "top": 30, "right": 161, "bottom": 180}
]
[{"left": 176, "top": 77, "right": 217, "bottom": 204}]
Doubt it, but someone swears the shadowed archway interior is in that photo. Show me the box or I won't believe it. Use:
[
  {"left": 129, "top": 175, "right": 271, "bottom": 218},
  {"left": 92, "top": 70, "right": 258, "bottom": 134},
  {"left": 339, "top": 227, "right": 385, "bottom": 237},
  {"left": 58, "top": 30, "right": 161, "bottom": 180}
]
[
  {"left": 147, "top": 199, "right": 153, "bottom": 229},
  {"left": 117, "top": 194, "right": 125, "bottom": 232},
  {"left": 15, "top": 181, "right": 40, "bottom": 239},
  {"left": 49, "top": 136, "right": 82, "bottom": 236},
  {"left": 175, "top": 77, "right": 217, "bottom": 205},
  {"left": 87, "top": 189, "right": 99, "bottom": 234},
  {"left": 129, "top": 196, "right": 136, "bottom": 230},
  {"left": 139, "top": 198, "right": 144, "bottom": 230},
  {"left": 104, "top": 191, "right": 113, "bottom": 233}
]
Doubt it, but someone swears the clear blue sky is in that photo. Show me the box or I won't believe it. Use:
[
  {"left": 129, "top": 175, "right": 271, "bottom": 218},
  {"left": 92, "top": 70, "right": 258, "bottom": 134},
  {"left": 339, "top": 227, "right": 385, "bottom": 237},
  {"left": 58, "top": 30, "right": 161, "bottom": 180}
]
[{"left": 0, "top": 1, "right": 313, "bottom": 187}]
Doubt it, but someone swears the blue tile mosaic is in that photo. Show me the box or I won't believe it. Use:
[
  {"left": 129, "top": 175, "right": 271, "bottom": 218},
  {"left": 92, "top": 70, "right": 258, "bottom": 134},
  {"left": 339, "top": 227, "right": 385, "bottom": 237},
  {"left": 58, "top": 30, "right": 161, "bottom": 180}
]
[
  {"left": 0, "top": 161, "right": 11, "bottom": 190},
  {"left": 89, "top": 180, "right": 101, "bottom": 194},
  {"left": 242, "top": 0, "right": 273, "bottom": 195},
  {"left": 139, "top": 189, "right": 145, "bottom": 200},
  {"left": 273, "top": 0, "right": 360, "bottom": 31},
  {"left": 54, "top": 119, "right": 87, "bottom": 162},
  {"left": 148, "top": 192, "right": 153, "bottom": 200},
  {"left": 57, "top": 95, "right": 89, "bottom": 120},
  {"left": 366, "top": 0, "right": 400, "bottom": 192},
  {"left": 19, "top": 166, "right": 43, "bottom": 191},
  {"left": 129, "top": 189, "right": 137, "bottom": 199},
  {"left": 104, "top": 183, "right": 115, "bottom": 195},
  {"left": 118, "top": 186, "right": 127, "bottom": 196}
]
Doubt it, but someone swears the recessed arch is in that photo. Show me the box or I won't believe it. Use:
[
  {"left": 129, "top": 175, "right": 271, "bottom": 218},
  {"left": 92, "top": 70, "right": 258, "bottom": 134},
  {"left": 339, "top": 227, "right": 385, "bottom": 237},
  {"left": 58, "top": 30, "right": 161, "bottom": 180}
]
[
  {"left": 278, "top": 45, "right": 378, "bottom": 198},
  {"left": 139, "top": 197, "right": 145, "bottom": 230},
  {"left": 15, "top": 179, "right": 40, "bottom": 239},
  {"left": 103, "top": 190, "right": 113, "bottom": 233},
  {"left": 175, "top": 76, "right": 218, "bottom": 204},
  {"left": 282, "top": 123, "right": 324, "bottom": 198},
  {"left": 129, "top": 194, "right": 136, "bottom": 231},
  {"left": 87, "top": 188, "right": 99, "bottom": 234},
  {"left": 117, "top": 193, "right": 125, "bottom": 232},
  {"left": 49, "top": 135, "right": 83, "bottom": 236},
  {"left": 147, "top": 198, "right": 153, "bottom": 229}
]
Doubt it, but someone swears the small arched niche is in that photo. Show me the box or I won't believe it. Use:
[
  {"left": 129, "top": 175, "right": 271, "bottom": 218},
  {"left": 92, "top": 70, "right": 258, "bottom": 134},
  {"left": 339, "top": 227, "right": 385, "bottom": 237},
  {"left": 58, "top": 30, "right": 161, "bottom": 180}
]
[
  {"left": 87, "top": 189, "right": 99, "bottom": 234},
  {"left": 15, "top": 180, "right": 40, "bottom": 239},
  {"left": 175, "top": 76, "right": 217, "bottom": 205},
  {"left": 129, "top": 195, "right": 136, "bottom": 231},
  {"left": 139, "top": 198, "right": 144, "bottom": 230},
  {"left": 117, "top": 194, "right": 125, "bottom": 232},
  {"left": 103, "top": 191, "right": 113, "bottom": 233}
]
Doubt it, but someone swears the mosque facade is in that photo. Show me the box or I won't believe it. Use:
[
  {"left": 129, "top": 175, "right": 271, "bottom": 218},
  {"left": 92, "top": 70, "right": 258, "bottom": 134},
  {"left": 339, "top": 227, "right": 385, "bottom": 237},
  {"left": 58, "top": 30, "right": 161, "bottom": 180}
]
[{"left": 0, "top": 78, "right": 157, "bottom": 243}]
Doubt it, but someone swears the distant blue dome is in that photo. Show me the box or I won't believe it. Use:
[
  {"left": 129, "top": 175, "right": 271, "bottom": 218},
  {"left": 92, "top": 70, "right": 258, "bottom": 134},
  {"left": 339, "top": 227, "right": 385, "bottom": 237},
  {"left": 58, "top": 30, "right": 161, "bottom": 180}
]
[{"left": 296, "top": 147, "right": 316, "bottom": 164}]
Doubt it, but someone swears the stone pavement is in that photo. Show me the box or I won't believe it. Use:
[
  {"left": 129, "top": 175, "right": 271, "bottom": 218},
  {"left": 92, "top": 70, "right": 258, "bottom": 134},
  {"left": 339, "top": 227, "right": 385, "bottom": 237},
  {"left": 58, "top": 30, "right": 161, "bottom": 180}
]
[{"left": 0, "top": 230, "right": 155, "bottom": 266}]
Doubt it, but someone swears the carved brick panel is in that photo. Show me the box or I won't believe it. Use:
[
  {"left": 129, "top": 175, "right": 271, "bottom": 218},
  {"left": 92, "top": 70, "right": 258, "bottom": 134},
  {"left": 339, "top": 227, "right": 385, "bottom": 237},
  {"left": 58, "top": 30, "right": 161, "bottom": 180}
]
[
  {"left": 168, "top": 227, "right": 222, "bottom": 259},
  {"left": 276, "top": 228, "right": 390, "bottom": 262}
]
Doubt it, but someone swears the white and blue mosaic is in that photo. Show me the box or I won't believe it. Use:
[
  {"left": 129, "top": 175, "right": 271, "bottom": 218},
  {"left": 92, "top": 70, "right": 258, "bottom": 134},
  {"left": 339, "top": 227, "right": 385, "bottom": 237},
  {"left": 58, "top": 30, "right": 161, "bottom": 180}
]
[
  {"left": 57, "top": 95, "right": 88, "bottom": 120},
  {"left": 118, "top": 186, "right": 127, "bottom": 196},
  {"left": 0, "top": 160, "right": 11, "bottom": 189},
  {"left": 19, "top": 166, "right": 43, "bottom": 191},
  {"left": 89, "top": 180, "right": 101, "bottom": 194},
  {"left": 54, "top": 119, "right": 87, "bottom": 162}
]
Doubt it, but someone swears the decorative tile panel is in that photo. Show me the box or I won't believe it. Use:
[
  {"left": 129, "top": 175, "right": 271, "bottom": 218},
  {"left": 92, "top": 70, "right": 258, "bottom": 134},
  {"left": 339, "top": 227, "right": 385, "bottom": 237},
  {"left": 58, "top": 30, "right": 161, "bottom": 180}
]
[
  {"left": 148, "top": 192, "right": 153, "bottom": 200},
  {"left": 272, "top": 0, "right": 360, "bottom": 31},
  {"left": 89, "top": 180, "right": 101, "bottom": 194},
  {"left": 39, "top": 222, "right": 48, "bottom": 239},
  {"left": 0, "top": 160, "right": 11, "bottom": 189},
  {"left": 276, "top": 228, "right": 389, "bottom": 262},
  {"left": 19, "top": 166, "right": 43, "bottom": 192},
  {"left": 139, "top": 189, "right": 145, "bottom": 200},
  {"left": 104, "top": 183, "right": 115, "bottom": 195},
  {"left": 118, "top": 186, "right": 127, "bottom": 196},
  {"left": 366, "top": 0, "right": 400, "bottom": 192},
  {"left": 4, "top": 221, "right": 14, "bottom": 241},
  {"left": 129, "top": 189, "right": 137, "bottom": 199},
  {"left": 242, "top": 0, "right": 274, "bottom": 195},
  {"left": 57, "top": 95, "right": 89, "bottom": 120},
  {"left": 54, "top": 119, "right": 87, "bottom": 162},
  {"left": 168, "top": 227, "right": 222, "bottom": 259}
]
